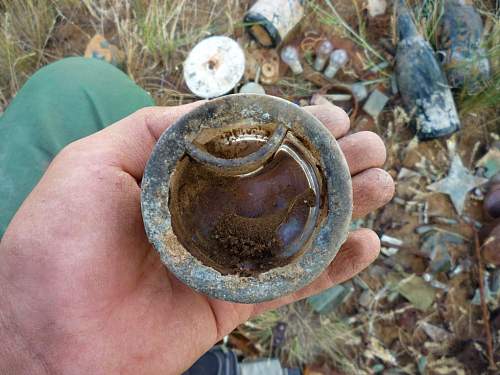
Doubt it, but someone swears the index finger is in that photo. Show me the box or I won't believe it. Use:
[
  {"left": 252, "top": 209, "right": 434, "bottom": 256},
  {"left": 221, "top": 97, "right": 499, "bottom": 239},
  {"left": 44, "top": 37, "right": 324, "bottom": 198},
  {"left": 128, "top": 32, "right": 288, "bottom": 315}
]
[{"left": 305, "top": 101, "right": 350, "bottom": 139}]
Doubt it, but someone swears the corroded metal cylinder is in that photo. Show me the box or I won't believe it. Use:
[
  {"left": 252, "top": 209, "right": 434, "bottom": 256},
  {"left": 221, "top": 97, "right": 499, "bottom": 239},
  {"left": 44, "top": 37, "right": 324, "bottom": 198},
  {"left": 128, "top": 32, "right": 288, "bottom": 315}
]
[
  {"left": 141, "top": 94, "right": 352, "bottom": 303},
  {"left": 244, "top": 0, "right": 304, "bottom": 48}
]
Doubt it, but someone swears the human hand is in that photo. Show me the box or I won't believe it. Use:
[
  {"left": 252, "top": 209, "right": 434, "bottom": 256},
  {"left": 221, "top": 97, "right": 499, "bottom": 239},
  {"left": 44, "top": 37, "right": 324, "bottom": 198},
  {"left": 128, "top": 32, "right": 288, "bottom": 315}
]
[{"left": 0, "top": 101, "right": 394, "bottom": 374}]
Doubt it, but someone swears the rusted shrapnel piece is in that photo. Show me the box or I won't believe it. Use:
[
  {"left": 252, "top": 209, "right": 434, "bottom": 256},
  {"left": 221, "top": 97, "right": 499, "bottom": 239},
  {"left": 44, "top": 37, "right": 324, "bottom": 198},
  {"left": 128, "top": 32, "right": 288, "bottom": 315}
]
[
  {"left": 244, "top": 0, "right": 304, "bottom": 48},
  {"left": 395, "top": 1, "right": 460, "bottom": 141},
  {"left": 439, "top": 0, "right": 490, "bottom": 90},
  {"left": 141, "top": 94, "right": 352, "bottom": 303}
]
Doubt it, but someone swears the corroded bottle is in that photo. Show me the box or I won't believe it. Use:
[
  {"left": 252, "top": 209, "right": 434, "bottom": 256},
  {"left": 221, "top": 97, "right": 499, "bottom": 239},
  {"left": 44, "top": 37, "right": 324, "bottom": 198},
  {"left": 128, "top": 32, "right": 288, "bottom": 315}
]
[
  {"left": 439, "top": 0, "right": 490, "bottom": 90},
  {"left": 395, "top": 1, "right": 460, "bottom": 141}
]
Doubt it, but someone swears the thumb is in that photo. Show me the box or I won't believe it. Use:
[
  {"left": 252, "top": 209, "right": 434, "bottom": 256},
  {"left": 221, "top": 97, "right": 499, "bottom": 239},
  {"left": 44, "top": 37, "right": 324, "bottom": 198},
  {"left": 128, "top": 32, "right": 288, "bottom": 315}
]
[{"left": 90, "top": 101, "right": 205, "bottom": 180}]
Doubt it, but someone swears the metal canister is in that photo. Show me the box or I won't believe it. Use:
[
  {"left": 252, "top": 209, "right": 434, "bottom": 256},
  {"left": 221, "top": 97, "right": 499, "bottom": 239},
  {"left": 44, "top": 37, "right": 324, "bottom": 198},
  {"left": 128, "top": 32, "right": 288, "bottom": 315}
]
[
  {"left": 141, "top": 94, "right": 352, "bottom": 303},
  {"left": 244, "top": 0, "right": 304, "bottom": 48}
]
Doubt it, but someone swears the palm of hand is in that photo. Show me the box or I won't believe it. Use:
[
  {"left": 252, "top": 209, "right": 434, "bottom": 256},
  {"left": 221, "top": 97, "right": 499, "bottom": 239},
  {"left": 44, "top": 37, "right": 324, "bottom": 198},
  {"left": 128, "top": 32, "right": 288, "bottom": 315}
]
[{"left": 0, "top": 103, "right": 393, "bottom": 374}]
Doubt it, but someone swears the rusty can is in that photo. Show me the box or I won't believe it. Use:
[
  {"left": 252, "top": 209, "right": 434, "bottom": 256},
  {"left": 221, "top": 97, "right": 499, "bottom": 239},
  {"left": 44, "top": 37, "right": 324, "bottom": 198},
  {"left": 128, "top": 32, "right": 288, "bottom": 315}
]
[
  {"left": 141, "top": 94, "right": 352, "bottom": 303},
  {"left": 244, "top": 0, "right": 304, "bottom": 48}
]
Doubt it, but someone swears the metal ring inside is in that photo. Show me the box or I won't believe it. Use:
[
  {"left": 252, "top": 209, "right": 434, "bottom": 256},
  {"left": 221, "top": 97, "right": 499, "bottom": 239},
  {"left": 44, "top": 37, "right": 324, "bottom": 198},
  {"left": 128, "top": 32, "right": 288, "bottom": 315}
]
[{"left": 184, "top": 124, "right": 288, "bottom": 176}]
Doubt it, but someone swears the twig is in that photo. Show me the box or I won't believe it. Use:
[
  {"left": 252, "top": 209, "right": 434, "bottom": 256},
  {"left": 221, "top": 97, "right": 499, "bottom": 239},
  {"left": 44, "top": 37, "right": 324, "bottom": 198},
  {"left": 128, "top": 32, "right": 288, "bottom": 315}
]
[{"left": 474, "top": 230, "right": 496, "bottom": 370}]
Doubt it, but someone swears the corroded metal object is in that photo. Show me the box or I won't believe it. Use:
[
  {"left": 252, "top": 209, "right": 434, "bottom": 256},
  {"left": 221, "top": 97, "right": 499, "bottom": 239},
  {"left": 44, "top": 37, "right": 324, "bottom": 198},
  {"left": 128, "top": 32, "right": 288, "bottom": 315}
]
[
  {"left": 244, "top": 0, "right": 304, "bottom": 48},
  {"left": 141, "top": 94, "right": 352, "bottom": 303},
  {"left": 439, "top": 0, "right": 490, "bottom": 90},
  {"left": 395, "top": 0, "right": 460, "bottom": 140}
]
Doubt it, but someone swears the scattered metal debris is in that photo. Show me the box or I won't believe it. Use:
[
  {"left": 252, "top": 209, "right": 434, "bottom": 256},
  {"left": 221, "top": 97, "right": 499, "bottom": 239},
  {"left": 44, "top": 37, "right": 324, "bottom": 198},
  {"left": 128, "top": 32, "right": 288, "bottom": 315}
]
[
  {"left": 239, "top": 81, "right": 266, "bottom": 94},
  {"left": 359, "top": 289, "right": 374, "bottom": 308},
  {"left": 417, "top": 356, "right": 427, "bottom": 375},
  {"left": 307, "top": 283, "right": 354, "bottom": 314},
  {"left": 430, "top": 216, "right": 459, "bottom": 226},
  {"left": 422, "top": 273, "right": 449, "bottom": 291},
  {"left": 397, "top": 274, "right": 436, "bottom": 311},
  {"left": 427, "top": 154, "right": 488, "bottom": 214},
  {"left": 380, "top": 234, "right": 403, "bottom": 247},
  {"left": 368, "top": 61, "right": 389, "bottom": 73},
  {"left": 471, "top": 271, "right": 497, "bottom": 305},
  {"left": 313, "top": 85, "right": 360, "bottom": 121},
  {"left": 324, "top": 49, "right": 348, "bottom": 79},
  {"left": 420, "top": 232, "right": 455, "bottom": 274},
  {"left": 362, "top": 89, "right": 389, "bottom": 118},
  {"left": 462, "top": 217, "right": 482, "bottom": 232},
  {"left": 448, "top": 260, "right": 472, "bottom": 278},
  {"left": 397, "top": 167, "right": 421, "bottom": 180},
  {"left": 183, "top": 36, "right": 245, "bottom": 98},
  {"left": 244, "top": 46, "right": 281, "bottom": 85},
  {"left": 395, "top": 0, "right": 460, "bottom": 140},
  {"left": 349, "top": 82, "right": 368, "bottom": 102},
  {"left": 364, "top": 337, "right": 398, "bottom": 366},
  {"left": 244, "top": 0, "right": 304, "bottom": 48},
  {"left": 280, "top": 45, "right": 303, "bottom": 74},
  {"left": 381, "top": 246, "right": 399, "bottom": 256}
]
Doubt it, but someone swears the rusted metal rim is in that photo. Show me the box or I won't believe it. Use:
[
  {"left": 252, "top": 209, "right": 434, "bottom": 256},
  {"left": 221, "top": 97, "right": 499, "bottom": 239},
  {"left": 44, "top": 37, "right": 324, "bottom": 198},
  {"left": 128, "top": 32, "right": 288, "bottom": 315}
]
[
  {"left": 141, "top": 94, "right": 353, "bottom": 303},
  {"left": 185, "top": 124, "right": 287, "bottom": 176}
]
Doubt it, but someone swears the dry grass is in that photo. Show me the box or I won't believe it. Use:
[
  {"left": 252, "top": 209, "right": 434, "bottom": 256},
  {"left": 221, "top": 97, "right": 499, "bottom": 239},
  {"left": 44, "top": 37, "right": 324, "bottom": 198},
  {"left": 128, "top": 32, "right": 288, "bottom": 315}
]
[
  {"left": 0, "top": 0, "right": 248, "bottom": 109},
  {"left": 241, "top": 301, "right": 361, "bottom": 373},
  {"left": 0, "top": 0, "right": 57, "bottom": 106}
]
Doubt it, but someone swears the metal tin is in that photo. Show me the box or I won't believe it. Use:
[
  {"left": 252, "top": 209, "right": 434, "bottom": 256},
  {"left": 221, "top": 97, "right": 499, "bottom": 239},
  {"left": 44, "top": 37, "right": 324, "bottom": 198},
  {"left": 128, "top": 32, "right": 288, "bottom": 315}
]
[
  {"left": 141, "top": 94, "right": 352, "bottom": 303},
  {"left": 244, "top": 0, "right": 304, "bottom": 48}
]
